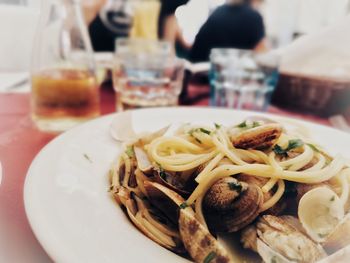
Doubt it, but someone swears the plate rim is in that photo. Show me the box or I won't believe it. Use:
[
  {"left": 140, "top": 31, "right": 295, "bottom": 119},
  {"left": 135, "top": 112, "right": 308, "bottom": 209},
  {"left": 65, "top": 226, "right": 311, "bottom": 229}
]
[{"left": 23, "top": 107, "right": 350, "bottom": 262}]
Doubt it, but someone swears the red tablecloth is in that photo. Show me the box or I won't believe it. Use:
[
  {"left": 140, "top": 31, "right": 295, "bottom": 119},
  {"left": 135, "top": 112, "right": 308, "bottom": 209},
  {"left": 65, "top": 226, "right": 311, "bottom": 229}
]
[{"left": 0, "top": 86, "right": 330, "bottom": 262}]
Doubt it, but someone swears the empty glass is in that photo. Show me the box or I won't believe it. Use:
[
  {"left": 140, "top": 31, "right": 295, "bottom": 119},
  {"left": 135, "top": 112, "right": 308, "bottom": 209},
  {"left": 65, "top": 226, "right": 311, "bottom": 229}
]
[
  {"left": 113, "top": 38, "right": 184, "bottom": 111},
  {"left": 209, "top": 48, "right": 279, "bottom": 111}
]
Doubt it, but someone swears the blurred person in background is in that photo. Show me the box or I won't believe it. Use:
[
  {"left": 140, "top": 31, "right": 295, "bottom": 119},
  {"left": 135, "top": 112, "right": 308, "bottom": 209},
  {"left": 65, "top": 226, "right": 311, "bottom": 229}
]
[
  {"left": 83, "top": 0, "right": 189, "bottom": 53},
  {"left": 83, "top": 0, "right": 134, "bottom": 51},
  {"left": 158, "top": 0, "right": 191, "bottom": 58},
  {"left": 189, "top": 0, "right": 266, "bottom": 62}
]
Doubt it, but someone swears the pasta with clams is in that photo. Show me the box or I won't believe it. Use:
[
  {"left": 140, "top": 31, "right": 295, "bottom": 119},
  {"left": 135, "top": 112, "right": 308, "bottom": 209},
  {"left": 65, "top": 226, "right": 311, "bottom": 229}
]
[{"left": 109, "top": 118, "right": 350, "bottom": 263}]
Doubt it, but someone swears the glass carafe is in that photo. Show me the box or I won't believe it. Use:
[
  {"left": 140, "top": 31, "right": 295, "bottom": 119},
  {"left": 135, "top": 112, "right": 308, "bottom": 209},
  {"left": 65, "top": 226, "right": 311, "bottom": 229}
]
[{"left": 31, "top": 0, "right": 100, "bottom": 132}]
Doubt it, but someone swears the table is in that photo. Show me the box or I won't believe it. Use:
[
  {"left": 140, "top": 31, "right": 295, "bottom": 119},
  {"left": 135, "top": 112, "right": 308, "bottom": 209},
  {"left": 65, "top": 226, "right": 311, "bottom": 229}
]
[
  {"left": 0, "top": 85, "right": 330, "bottom": 262},
  {"left": 0, "top": 88, "right": 115, "bottom": 262}
]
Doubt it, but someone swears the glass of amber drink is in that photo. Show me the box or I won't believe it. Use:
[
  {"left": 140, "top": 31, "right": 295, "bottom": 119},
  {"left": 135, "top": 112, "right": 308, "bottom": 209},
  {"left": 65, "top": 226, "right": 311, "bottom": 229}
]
[
  {"left": 31, "top": 69, "right": 99, "bottom": 131},
  {"left": 31, "top": 0, "right": 100, "bottom": 132}
]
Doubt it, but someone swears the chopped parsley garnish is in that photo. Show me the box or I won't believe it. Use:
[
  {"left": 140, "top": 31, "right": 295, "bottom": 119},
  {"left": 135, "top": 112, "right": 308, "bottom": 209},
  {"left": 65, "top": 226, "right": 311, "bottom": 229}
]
[
  {"left": 125, "top": 146, "right": 134, "bottom": 158},
  {"left": 179, "top": 202, "right": 188, "bottom": 209},
  {"left": 236, "top": 121, "right": 247, "bottom": 128},
  {"left": 330, "top": 196, "right": 335, "bottom": 202},
  {"left": 214, "top": 123, "right": 221, "bottom": 129},
  {"left": 203, "top": 251, "right": 217, "bottom": 263},
  {"left": 270, "top": 256, "right": 277, "bottom": 263},
  {"left": 318, "top": 233, "right": 328, "bottom": 238},
  {"left": 157, "top": 167, "right": 166, "bottom": 181},
  {"left": 273, "top": 144, "right": 287, "bottom": 156},
  {"left": 236, "top": 120, "right": 260, "bottom": 129},
  {"left": 83, "top": 153, "right": 92, "bottom": 163},
  {"left": 288, "top": 139, "right": 304, "bottom": 149},
  {"left": 189, "top": 128, "right": 211, "bottom": 138},
  {"left": 273, "top": 139, "right": 304, "bottom": 156},
  {"left": 228, "top": 182, "right": 243, "bottom": 193},
  {"left": 252, "top": 121, "right": 261, "bottom": 128},
  {"left": 199, "top": 128, "right": 211, "bottom": 135},
  {"left": 307, "top": 143, "right": 320, "bottom": 153},
  {"left": 159, "top": 167, "right": 167, "bottom": 180}
]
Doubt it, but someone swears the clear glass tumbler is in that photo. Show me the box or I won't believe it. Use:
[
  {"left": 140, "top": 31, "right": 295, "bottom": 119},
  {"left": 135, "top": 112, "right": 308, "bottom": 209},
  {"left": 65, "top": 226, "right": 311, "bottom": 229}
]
[
  {"left": 209, "top": 48, "right": 279, "bottom": 111},
  {"left": 113, "top": 38, "right": 185, "bottom": 111},
  {"left": 31, "top": 0, "right": 100, "bottom": 132}
]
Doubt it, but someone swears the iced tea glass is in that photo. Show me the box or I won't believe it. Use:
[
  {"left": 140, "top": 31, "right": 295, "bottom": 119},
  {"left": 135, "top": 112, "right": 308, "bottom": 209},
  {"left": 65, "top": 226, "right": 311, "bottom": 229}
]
[{"left": 31, "top": 0, "right": 100, "bottom": 132}]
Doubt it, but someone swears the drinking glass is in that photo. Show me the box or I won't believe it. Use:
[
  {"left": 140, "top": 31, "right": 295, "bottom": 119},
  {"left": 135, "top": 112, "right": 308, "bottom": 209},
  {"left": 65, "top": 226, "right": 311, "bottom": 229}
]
[
  {"left": 209, "top": 48, "right": 279, "bottom": 111},
  {"left": 31, "top": 0, "right": 100, "bottom": 132},
  {"left": 113, "top": 38, "right": 184, "bottom": 111}
]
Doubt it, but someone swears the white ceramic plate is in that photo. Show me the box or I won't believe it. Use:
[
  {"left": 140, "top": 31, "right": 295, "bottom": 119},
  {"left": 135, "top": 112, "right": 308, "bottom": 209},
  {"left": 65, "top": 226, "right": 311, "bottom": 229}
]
[{"left": 24, "top": 107, "right": 350, "bottom": 263}]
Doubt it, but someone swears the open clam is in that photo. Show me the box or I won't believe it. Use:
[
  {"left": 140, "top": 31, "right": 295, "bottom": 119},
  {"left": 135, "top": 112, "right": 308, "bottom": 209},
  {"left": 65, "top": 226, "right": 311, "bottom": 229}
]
[
  {"left": 203, "top": 177, "right": 263, "bottom": 232},
  {"left": 232, "top": 123, "right": 282, "bottom": 150},
  {"left": 297, "top": 185, "right": 350, "bottom": 255},
  {"left": 153, "top": 168, "right": 191, "bottom": 198},
  {"left": 144, "top": 181, "right": 232, "bottom": 263},
  {"left": 144, "top": 181, "right": 184, "bottom": 225},
  {"left": 110, "top": 111, "right": 136, "bottom": 142},
  {"left": 256, "top": 238, "right": 294, "bottom": 263},
  {"left": 110, "top": 110, "right": 170, "bottom": 143},
  {"left": 237, "top": 174, "right": 286, "bottom": 215},
  {"left": 298, "top": 186, "right": 344, "bottom": 243},
  {"left": 116, "top": 187, "right": 183, "bottom": 252},
  {"left": 134, "top": 146, "right": 153, "bottom": 175},
  {"left": 256, "top": 215, "right": 326, "bottom": 263}
]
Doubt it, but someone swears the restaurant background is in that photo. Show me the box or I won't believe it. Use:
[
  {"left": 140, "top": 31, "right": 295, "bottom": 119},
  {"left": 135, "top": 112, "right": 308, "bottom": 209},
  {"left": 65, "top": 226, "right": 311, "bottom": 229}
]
[
  {"left": 1, "top": 0, "right": 350, "bottom": 262},
  {"left": 1, "top": 0, "right": 350, "bottom": 71}
]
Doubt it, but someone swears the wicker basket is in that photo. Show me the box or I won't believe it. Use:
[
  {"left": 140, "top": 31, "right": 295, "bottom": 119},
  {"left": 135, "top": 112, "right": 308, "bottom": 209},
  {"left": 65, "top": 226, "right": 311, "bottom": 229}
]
[{"left": 271, "top": 73, "right": 350, "bottom": 117}]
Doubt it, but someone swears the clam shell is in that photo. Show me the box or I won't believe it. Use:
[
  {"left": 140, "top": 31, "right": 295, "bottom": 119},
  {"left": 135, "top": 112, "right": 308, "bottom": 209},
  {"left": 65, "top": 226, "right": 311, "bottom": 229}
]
[
  {"left": 233, "top": 123, "right": 282, "bottom": 150},
  {"left": 110, "top": 110, "right": 170, "bottom": 143},
  {"left": 257, "top": 238, "right": 294, "bottom": 263},
  {"left": 323, "top": 214, "right": 350, "bottom": 254},
  {"left": 138, "top": 125, "right": 171, "bottom": 145},
  {"left": 280, "top": 215, "right": 306, "bottom": 235},
  {"left": 110, "top": 111, "right": 135, "bottom": 142},
  {"left": 144, "top": 181, "right": 184, "bottom": 225},
  {"left": 257, "top": 215, "right": 327, "bottom": 263},
  {"left": 204, "top": 178, "right": 263, "bottom": 232},
  {"left": 153, "top": 169, "right": 191, "bottom": 197},
  {"left": 134, "top": 146, "right": 153, "bottom": 174},
  {"left": 144, "top": 181, "right": 232, "bottom": 262},
  {"left": 179, "top": 207, "right": 232, "bottom": 263},
  {"left": 298, "top": 186, "right": 344, "bottom": 242}
]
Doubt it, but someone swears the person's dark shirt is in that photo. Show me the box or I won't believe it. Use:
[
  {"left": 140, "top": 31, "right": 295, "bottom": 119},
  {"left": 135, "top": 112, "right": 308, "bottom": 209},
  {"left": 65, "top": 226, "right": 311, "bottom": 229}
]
[
  {"left": 158, "top": 0, "right": 189, "bottom": 38},
  {"left": 89, "top": 8, "right": 132, "bottom": 52},
  {"left": 189, "top": 4, "right": 265, "bottom": 62}
]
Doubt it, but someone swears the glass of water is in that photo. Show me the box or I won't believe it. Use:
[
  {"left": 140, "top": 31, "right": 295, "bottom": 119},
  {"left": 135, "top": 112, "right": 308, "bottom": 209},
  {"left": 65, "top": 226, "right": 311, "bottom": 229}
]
[
  {"left": 209, "top": 48, "right": 279, "bottom": 111},
  {"left": 113, "top": 38, "right": 185, "bottom": 111}
]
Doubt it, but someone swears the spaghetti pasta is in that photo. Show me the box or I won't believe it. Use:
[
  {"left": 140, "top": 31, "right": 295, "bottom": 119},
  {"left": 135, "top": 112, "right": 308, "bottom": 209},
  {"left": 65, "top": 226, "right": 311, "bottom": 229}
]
[{"left": 110, "top": 118, "right": 350, "bottom": 263}]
